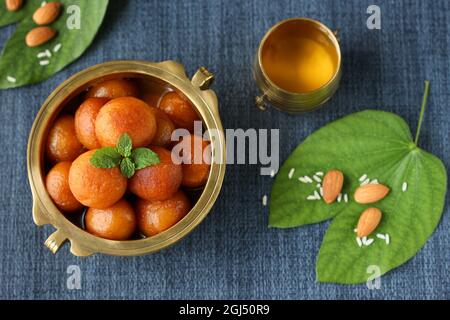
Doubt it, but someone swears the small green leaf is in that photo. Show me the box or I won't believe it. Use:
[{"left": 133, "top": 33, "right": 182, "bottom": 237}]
[
  {"left": 131, "top": 148, "right": 160, "bottom": 170},
  {"left": 0, "top": 0, "right": 109, "bottom": 89},
  {"left": 90, "top": 147, "right": 121, "bottom": 169},
  {"left": 120, "top": 158, "right": 135, "bottom": 178},
  {"left": 270, "top": 109, "right": 447, "bottom": 284},
  {"left": 116, "top": 133, "right": 132, "bottom": 157}
]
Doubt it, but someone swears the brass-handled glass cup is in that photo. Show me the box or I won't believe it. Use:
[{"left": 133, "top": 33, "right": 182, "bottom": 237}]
[{"left": 253, "top": 18, "right": 342, "bottom": 113}]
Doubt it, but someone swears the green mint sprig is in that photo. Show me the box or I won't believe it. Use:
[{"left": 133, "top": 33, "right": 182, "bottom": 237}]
[{"left": 90, "top": 133, "right": 160, "bottom": 178}]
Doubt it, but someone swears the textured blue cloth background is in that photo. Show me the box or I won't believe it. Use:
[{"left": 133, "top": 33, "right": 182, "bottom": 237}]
[{"left": 0, "top": 0, "right": 449, "bottom": 299}]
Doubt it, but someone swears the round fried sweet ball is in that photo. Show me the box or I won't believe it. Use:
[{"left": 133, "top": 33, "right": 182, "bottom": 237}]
[
  {"left": 85, "top": 199, "right": 136, "bottom": 240},
  {"left": 129, "top": 146, "right": 182, "bottom": 201},
  {"left": 46, "top": 161, "right": 83, "bottom": 212},
  {"left": 149, "top": 106, "right": 175, "bottom": 147},
  {"left": 136, "top": 190, "right": 190, "bottom": 237},
  {"left": 95, "top": 97, "right": 157, "bottom": 147},
  {"left": 86, "top": 79, "right": 139, "bottom": 99},
  {"left": 174, "top": 134, "right": 211, "bottom": 188},
  {"left": 46, "top": 114, "right": 84, "bottom": 163},
  {"left": 68, "top": 150, "right": 127, "bottom": 209},
  {"left": 74, "top": 97, "right": 109, "bottom": 150},
  {"left": 159, "top": 91, "right": 200, "bottom": 131}
]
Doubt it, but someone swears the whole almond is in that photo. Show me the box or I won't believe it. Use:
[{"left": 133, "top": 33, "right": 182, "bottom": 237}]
[
  {"left": 33, "top": 2, "right": 62, "bottom": 25},
  {"left": 356, "top": 207, "right": 382, "bottom": 237},
  {"left": 322, "top": 169, "right": 344, "bottom": 204},
  {"left": 5, "top": 0, "right": 22, "bottom": 12},
  {"left": 354, "top": 183, "right": 390, "bottom": 204},
  {"left": 25, "top": 27, "right": 57, "bottom": 47}
]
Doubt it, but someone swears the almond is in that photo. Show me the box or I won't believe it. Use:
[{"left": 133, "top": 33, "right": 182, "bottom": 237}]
[
  {"left": 356, "top": 207, "right": 382, "bottom": 237},
  {"left": 354, "top": 183, "right": 390, "bottom": 204},
  {"left": 5, "top": 0, "right": 22, "bottom": 12},
  {"left": 25, "top": 27, "right": 57, "bottom": 47},
  {"left": 33, "top": 2, "right": 62, "bottom": 25},
  {"left": 322, "top": 169, "right": 344, "bottom": 204}
]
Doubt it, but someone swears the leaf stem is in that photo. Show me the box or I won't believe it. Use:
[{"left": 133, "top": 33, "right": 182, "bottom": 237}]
[{"left": 414, "top": 80, "right": 430, "bottom": 146}]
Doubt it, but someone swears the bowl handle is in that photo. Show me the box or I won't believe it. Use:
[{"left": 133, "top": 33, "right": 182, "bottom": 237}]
[
  {"left": 192, "top": 67, "right": 214, "bottom": 90},
  {"left": 44, "top": 229, "right": 67, "bottom": 254}
]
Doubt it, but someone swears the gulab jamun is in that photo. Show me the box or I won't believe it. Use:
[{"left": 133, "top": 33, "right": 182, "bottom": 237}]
[
  {"left": 85, "top": 199, "right": 136, "bottom": 240},
  {"left": 46, "top": 161, "right": 83, "bottom": 212},
  {"left": 136, "top": 190, "right": 191, "bottom": 236},
  {"left": 86, "top": 79, "right": 139, "bottom": 99},
  {"left": 149, "top": 106, "right": 175, "bottom": 147},
  {"left": 46, "top": 114, "right": 84, "bottom": 163},
  {"left": 74, "top": 97, "right": 109, "bottom": 150},
  {"left": 174, "top": 134, "right": 211, "bottom": 188},
  {"left": 68, "top": 150, "right": 127, "bottom": 209},
  {"left": 159, "top": 91, "right": 200, "bottom": 131},
  {"left": 129, "top": 146, "right": 182, "bottom": 201},
  {"left": 95, "top": 97, "right": 157, "bottom": 147}
]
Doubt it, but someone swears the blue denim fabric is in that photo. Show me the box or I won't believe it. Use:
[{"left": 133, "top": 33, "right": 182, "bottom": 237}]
[{"left": 0, "top": 0, "right": 448, "bottom": 299}]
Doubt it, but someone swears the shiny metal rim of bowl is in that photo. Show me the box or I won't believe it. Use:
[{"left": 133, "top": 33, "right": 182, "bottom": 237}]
[
  {"left": 27, "top": 60, "right": 226, "bottom": 257},
  {"left": 253, "top": 17, "right": 342, "bottom": 113}
]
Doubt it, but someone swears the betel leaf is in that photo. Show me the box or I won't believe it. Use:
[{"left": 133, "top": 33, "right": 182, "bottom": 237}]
[
  {"left": 116, "top": 133, "right": 132, "bottom": 157},
  {"left": 0, "top": 1, "right": 36, "bottom": 27},
  {"left": 0, "top": 0, "right": 109, "bottom": 89},
  {"left": 131, "top": 147, "right": 160, "bottom": 169},
  {"left": 269, "top": 84, "right": 447, "bottom": 284},
  {"left": 90, "top": 147, "right": 121, "bottom": 169}
]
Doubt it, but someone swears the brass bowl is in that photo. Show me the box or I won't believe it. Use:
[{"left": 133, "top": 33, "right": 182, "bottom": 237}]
[
  {"left": 253, "top": 17, "right": 342, "bottom": 113},
  {"left": 27, "top": 60, "right": 226, "bottom": 256}
]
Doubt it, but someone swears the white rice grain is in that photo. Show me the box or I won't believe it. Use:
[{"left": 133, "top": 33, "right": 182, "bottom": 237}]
[
  {"left": 361, "top": 178, "right": 370, "bottom": 186},
  {"left": 362, "top": 236, "right": 367, "bottom": 245},
  {"left": 385, "top": 234, "right": 390, "bottom": 245},
  {"left": 39, "top": 60, "right": 50, "bottom": 66},
  {"left": 319, "top": 187, "right": 323, "bottom": 197},
  {"left": 41, "top": 1, "right": 47, "bottom": 7},
  {"left": 306, "top": 195, "right": 317, "bottom": 201},
  {"left": 365, "top": 238, "right": 374, "bottom": 246},
  {"left": 354, "top": 228, "right": 358, "bottom": 233},
  {"left": 313, "top": 190, "right": 320, "bottom": 199},
  {"left": 6, "top": 76, "right": 16, "bottom": 83},
  {"left": 288, "top": 168, "right": 295, "bottom": 179},
  {"left": 45, "top": 49, "right": 52, "bottom": 57},
  {"left": 402, "top": 182, "right": 408, "bottom": 192},
  {"left": 370, "top": 179, "right": 379, "bottom": 184},
  {"left": 298, "top": 177, "right": 307, "bottom": 183},
  {"left": 359, "top": 174, "right": 368, "bottom": 182},
  {"left": 316, "top": 183, "right": 321, "bottom": 188},
  {"left": 315, "top": 171, "right": 324, "bottom": 176},
  {"left": 37, "top": 52, "right": 47, "bottom": 58},
  {"left": 313, "top": 175, "right": 322, "bottom": 182},
  {"left": 337, "top": 193, "right": 342, "bottom": 203},
  {"left": 376, "top": 234, "right": 386, "bottom": 240},
  {"left": 344, "top": 194, "right": 348, "bottom": 203},
  {"left": 356, "top": 237, "right": 362, "bottom": 247},
  {"left": 262, "top": 195, "right": 267, "bottom": 206},
  {"left": 53, "top": 43, "right": 62, "bottom": 53},
  {"left": 304, "top": 176, "right": 313, "bottom": 183}
]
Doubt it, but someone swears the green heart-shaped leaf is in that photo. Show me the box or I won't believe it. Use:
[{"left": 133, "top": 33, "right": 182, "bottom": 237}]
[
  {"left": 270, "top": 109, "right": 447, "bottom": 284},
  {"left": 0, "top": 0, "right": 109, "bottom": 89}
]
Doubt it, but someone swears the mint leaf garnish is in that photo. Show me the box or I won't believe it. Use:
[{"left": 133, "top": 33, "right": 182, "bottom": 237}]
[
  {"left": 120, "top": 158, "right": 135, "bottom": 178},
  {"left": 90, "top": 147, "right": 122, "bottom": 168},
  {"left": 131, "top": 147, "right": 160, "bottom": 169},
  {"left": 116, "top": 133, "right": 133, "bottom": 157}
]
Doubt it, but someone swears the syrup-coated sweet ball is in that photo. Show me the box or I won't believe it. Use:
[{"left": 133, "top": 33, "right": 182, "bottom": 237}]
[
  {"left": 45, "top": 161, "right": 83, "bottom": 212},
  {"left": 159, "top": 91, "right": 200, "bottom": 131},
  {"left": 85, "top": 199, "right": 136, "bottom": 240},
  {"left": 175, "top": 134, "right": 211, "bottom": 188},
  {"left": 129, "top": 146, "right": 182, "bottom": 201},
  {"left": 74, "top": 97, "right": 109, "bottom": 150},
  {"left": 149, "top": 106, "right": 175, "bottom": 147},
  {"left": 136, "top": 190, "right": 190, "bottom": 236},
  {"left": 46, "top": 114, "right": 84, "bottom": 163},
  {"left": 86, "top": 78, "right": 139, "bottom": 99},
  {"left": 95, "top": 97, "right": 157, "bottom": 147},
  {"left": 68, "top": 150, "right": 127, "bottom": 209}
]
